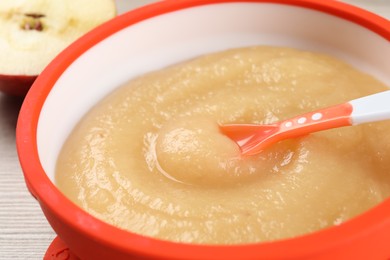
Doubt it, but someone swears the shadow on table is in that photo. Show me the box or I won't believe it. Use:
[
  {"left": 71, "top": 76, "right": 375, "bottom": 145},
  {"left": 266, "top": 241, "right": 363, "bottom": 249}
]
[{"left": 0, "top": 94, "right": 24, "bottom": 133}]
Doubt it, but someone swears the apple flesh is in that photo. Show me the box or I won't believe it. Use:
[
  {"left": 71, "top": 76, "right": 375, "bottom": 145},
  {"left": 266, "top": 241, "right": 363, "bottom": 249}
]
[{"left": 0, "top": 0, "right": 116, "bottom": 96}]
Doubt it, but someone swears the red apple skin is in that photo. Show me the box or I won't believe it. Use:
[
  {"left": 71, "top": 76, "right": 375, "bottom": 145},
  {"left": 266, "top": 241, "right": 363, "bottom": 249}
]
[{"left": 0, "top": 74, "right": 37, "bottom": 96}]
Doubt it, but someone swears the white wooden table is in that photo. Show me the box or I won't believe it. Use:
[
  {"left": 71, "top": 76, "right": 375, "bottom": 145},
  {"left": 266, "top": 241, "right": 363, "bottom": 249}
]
[{"left": 0, "top": 1, "right": 388, "bottom": 259}]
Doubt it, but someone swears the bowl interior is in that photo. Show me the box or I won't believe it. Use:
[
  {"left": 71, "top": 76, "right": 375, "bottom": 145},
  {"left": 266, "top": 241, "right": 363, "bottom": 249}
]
[{"left": 36, "top": 1, "right": 390, "bottom": 182}]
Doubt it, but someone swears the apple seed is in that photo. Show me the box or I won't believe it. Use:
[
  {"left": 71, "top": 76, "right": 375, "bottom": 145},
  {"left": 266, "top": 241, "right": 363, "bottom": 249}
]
[{"left": 24, "top": 13, "right": 46, "bottom": 19}]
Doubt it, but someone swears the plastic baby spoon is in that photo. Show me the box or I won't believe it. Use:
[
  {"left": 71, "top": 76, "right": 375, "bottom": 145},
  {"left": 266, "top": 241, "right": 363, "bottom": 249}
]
[{"left": 220, "top": 90, "right": 390, "bottom": 156}]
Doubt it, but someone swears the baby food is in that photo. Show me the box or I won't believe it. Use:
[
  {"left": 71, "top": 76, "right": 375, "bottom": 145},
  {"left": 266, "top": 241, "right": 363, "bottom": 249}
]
[{"left": 56, "top": 46, "right": 390, "bottom": 244}]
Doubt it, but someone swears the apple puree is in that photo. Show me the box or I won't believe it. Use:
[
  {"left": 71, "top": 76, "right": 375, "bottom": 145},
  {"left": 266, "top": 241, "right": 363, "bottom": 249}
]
[{"left": 55, "top": 46, "right": 390, "bottom": 244}]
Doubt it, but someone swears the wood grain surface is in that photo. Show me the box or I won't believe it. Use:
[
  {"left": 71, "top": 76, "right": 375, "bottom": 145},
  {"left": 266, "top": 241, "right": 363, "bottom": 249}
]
[{"left": 0, "top": 1, "right": 388, "bottom": 259}]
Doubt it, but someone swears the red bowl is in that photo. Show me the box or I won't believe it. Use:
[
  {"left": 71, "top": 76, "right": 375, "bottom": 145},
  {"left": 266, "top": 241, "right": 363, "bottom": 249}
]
[{"left": 16, "top": 0, "right": 390, "bottom": 259}]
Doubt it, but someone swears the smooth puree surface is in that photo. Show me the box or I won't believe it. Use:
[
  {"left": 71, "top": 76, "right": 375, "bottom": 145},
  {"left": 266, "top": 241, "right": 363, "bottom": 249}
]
[{"left": 55, "top": 46, "right": 390, "bottom": 244}]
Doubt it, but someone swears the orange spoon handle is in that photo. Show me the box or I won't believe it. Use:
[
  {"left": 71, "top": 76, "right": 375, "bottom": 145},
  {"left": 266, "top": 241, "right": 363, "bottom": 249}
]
[
  {"left": 277, "top": 103, "right": 353, "bottom": 139},
  {"left": 238, "top": 103, "right": 353, "bottom": 156}
]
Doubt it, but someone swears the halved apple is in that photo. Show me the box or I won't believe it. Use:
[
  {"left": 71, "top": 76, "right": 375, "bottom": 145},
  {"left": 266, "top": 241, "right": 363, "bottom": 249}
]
[{"left": 0, "top": 0, "right": 116, "bottom": 96}]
